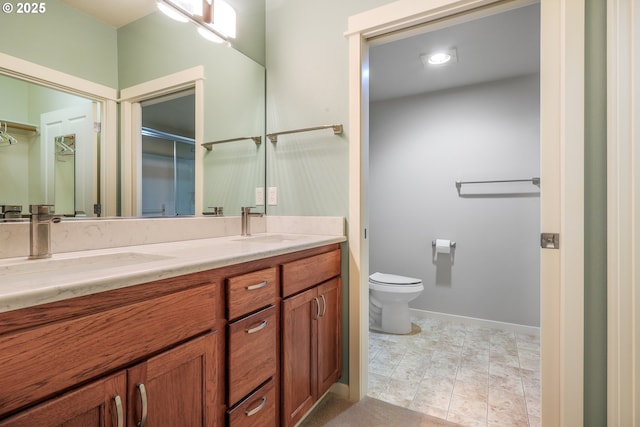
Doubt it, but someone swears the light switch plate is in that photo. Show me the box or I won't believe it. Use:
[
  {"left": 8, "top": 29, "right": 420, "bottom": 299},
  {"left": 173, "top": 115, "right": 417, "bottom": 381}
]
[
  {"left": 255, "top": 187, "right": 264, "bottom": 206},
  {"left": 268, "top": 187, "right": 278, "bottom": 205}
]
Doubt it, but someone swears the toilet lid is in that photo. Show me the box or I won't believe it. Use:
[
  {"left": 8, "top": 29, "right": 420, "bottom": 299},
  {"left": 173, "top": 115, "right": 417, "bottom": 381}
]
[{"left": 369, "top": 272, "right": 422, "bottom": 285}]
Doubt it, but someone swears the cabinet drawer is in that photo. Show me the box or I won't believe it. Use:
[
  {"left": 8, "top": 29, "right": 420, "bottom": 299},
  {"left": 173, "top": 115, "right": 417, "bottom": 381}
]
[
  {"left": 227, "top": 306, "right": 277, "bottom": 405},
  {"left": 226, "top": 267, "right": 277, "bottom": 320},
  {"left": 281, "top": 249, "right": 341, "bottom": 297},
  {"left": 227, "top": 378, "right": 276, "bottom": 427}
]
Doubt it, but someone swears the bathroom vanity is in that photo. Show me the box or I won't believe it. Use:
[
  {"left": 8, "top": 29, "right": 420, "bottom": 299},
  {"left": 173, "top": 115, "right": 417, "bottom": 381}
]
[{"left": 0, "top": 230, "right": 344, "bottom": 427}]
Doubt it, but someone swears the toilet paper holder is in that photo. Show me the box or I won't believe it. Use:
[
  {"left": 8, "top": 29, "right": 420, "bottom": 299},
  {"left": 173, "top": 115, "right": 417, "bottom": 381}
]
[{"left": 431, "top": 240, "right": 456, "bottom": 249}]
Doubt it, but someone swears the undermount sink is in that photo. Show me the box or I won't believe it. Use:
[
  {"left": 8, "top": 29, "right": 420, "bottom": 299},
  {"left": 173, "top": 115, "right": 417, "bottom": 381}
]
[
  {"left": 0, "top": 252, "right": 173, "bottom": 277},
  {"left": 232, "top": 234, "right": 304, "bottom": 244}
]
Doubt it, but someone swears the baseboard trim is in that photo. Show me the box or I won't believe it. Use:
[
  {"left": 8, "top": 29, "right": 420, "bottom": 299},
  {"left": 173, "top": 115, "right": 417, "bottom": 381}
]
[
  {"left": 329, "top": 382, "right": 350, "bottom": 399},
  {"left": 294, "top": 382, "right": 350, "bottom": 426},
  {"left": 409, "top": 308, "right": 540, "bottom": 335}
]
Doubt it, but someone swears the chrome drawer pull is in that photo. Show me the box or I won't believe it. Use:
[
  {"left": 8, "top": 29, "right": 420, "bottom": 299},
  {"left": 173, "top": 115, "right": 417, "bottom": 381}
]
[
  {"left": 245, "top": 397, "right": 267, "bottom": 417},
  {"left": 137, "top": 383, "right": 148, "bottom": 427},
  {"left": 246, "top": 281, "right": 267, "bottom": 291},
  {"left": 246, "top": 320, "right": 268, "bottom": 334},
  {"left": 113, "top": 395, "right": 124, "bottom": 427},
  {"left": 320, "top": 294, "right": 327, "bottom": 317},
  {"left": 313, "top": 297, "right": 320, "bottom": 320}
]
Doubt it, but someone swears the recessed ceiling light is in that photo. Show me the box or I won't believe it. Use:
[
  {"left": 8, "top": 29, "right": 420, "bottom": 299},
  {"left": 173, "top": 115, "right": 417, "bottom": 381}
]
[{"left": 421, "top": 48, "right": 458, "bottom": 67}]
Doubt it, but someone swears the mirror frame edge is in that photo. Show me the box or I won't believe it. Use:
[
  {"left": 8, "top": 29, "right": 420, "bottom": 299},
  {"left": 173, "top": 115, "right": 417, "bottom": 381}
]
[{"left": 0, "top": 51, "right": 118, "bottom": 217}]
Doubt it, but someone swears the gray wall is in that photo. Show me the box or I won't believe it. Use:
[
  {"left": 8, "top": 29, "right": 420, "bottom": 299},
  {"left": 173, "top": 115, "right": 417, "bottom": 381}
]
[{"left": 370, "top": 74, "right": 540, "bottom": 327}]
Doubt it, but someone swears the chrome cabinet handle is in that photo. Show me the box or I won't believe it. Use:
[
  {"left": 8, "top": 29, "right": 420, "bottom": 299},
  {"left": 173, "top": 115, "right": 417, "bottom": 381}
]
[
  {"left": 245, "top": 397, "right": 267, "bottom": 417},
  {"left": 246, "top": 320, "right": 268, "bottom": 334},
  {"left": 313, "top": 297, "right": 320, "bottom": 320},
  {"left": 137, "top": 383, "right": 148, "bottom": 427},
  {"left": 113, "top": 395, "right": 124, "bottom": 427},
  {"left": 246, "top": 281, "right": 267, "bottom": 290},
  {"left": 320, "top": 294, "right": 327, "bottom": 317}
]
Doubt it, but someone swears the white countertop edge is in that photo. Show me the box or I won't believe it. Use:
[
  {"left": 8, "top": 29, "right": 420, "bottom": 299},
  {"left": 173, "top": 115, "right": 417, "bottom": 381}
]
[{"left": 0, "top": 233, "right": 346, "bottom": 314}]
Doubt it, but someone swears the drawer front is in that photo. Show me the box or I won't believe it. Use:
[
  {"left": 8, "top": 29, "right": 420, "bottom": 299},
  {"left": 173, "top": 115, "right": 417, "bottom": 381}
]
[
  {"left": 227, "top": 306, "right": 277, "bottom": 405},
  {"left": 227, "top": 378, "right": 276, "bottom": 427},
  {"left": 281, "top": 249, "right": 341, "bottom": 298},
  {"left": 227, "top": 267, "right": 277, "bottom": 320}
]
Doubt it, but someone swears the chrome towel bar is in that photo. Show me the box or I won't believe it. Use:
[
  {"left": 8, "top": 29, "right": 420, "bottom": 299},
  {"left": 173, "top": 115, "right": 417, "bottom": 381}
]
[
  {"left": 201, "top": 136, "right": 261, "bottom": 150},
  {"left": 456, "top": 177, "right": 540, "bottom": 191}
]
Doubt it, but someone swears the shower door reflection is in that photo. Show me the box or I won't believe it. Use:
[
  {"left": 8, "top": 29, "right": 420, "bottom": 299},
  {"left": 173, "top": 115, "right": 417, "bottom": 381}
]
[{"left": 141, "top": 128, "right": 195, "bottom": 216}]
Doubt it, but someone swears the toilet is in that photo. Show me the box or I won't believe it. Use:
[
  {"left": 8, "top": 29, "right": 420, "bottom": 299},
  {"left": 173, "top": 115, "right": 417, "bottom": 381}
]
[{"left": 369, "top": 272, "right": 424, "bottom": 335}]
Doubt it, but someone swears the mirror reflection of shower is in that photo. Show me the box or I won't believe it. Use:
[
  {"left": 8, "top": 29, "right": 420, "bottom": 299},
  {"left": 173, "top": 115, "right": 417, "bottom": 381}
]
[
  {"left": 141, "top": 90, "right": 195, "bottom": 217},
  {"left": 54, "top": 134, "right": 76, "bottom": 216}
]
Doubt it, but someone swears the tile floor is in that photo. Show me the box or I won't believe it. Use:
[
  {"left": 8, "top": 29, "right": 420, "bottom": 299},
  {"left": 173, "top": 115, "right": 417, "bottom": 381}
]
[{"left": 368, "top": 316, "right": 541, "bottom": 427}]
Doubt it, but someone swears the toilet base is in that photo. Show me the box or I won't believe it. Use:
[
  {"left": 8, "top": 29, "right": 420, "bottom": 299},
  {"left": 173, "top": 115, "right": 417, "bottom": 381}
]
[{"left": 380, "top": 301, "right": 412, "bottom": 334}]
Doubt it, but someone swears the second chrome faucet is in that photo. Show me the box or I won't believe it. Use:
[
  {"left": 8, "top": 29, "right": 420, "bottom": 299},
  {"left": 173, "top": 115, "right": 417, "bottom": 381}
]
[
  {"left": 240, "top": 206, "right": 263, "bottom": 236},
  {"left": 29, "top": 204, "right": 62, "bottom": 259}
]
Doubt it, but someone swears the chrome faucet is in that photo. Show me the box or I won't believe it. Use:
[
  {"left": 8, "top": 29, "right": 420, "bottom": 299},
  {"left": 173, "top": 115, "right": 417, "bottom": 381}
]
[
  {"left": 240, "top": 206, "right": 263, "bottom": 236},
  {"left": 29, "top": 204, "right": 62, "bottom": 259}
]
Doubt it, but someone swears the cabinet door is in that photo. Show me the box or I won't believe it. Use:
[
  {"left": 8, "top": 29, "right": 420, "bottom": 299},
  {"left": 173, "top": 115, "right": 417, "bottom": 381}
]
[
  {"left": 317, "top": 277, "right": 342, "bottom": 396},
  {"left": 281, "top": 287, "right": 318, "bottom": 427},
  {"left": 0, "top": 371, "right": 126, "bottom": 427},
  {"left": 127, "top": 333, "right": 217, "bottom": 427}
]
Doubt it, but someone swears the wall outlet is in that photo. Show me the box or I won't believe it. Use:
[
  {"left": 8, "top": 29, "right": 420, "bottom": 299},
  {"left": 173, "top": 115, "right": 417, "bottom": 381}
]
[
  {"left": 268, "top": 187, "right": 278, "bottom": 205},
  {"left": 255, "top": 187, "right": 265, "bottom": 206}
]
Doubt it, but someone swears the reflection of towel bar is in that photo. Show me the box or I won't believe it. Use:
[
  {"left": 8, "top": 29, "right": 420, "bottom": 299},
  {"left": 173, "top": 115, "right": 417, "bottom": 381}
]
[
  {"left": 201, "top": 136, "right": 262, "bottom": 151},
  {"left": 266, "top": 124, "right": 343, "bottom": 142}
]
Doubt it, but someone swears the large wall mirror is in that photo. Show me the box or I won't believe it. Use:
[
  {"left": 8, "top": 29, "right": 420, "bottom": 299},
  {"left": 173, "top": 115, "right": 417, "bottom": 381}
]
[{"left": 0, "top": 0, "right": 266, "bottom": 219}]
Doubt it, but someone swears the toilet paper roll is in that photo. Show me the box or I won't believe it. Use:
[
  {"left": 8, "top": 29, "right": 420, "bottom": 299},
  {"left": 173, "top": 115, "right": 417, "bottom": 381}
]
[{"left": 435, "top": 239, "right": 451, "bottom": 254}]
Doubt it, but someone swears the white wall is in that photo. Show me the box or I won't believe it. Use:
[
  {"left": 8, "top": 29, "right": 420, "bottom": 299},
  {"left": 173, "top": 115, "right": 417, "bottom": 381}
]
[{"left": 370, "top": 74, "right": 540, "bottom": 327}]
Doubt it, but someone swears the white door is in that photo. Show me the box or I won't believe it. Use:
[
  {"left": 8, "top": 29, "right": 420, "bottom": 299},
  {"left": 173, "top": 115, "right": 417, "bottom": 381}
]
[{"left": 40, "top": 103, "right": 98, "bottom": 216}]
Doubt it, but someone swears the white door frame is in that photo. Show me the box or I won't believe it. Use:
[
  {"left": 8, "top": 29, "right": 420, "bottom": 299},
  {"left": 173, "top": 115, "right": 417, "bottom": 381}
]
[
  {"left": 607, "top": 0, "right": 639, "bottom": 424},
  {"left": 120, "top": 66, "right": 205, "bottom": 217},
  {"left": 346, "top": 0, "right": 585, "bottom": 425}
]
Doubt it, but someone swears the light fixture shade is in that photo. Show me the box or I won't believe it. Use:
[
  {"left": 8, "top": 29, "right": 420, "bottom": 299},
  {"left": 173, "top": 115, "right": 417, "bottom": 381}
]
[
  {"left": 157, "top": 0, "right": 236, "bottom": 42},
  {"left": 213, "top": 0, "right": 236, "bottom": 39}
]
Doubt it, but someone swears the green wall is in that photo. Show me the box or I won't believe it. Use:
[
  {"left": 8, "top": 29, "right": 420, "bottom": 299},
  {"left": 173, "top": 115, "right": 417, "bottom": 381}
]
[
  {"left": 584, "top": 0, "right": 607, "bottom": 424},
  {"left": 0, "top": 0, "right": 118, "bottom": 88}
]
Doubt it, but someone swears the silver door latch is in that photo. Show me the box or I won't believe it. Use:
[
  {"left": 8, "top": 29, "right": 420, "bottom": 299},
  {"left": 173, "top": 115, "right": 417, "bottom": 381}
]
[{"left": 541, "top": 233, "right": 560, "bottom": 249}]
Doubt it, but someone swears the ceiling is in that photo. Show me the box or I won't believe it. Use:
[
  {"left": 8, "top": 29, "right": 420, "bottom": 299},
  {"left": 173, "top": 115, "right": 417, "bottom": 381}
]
[
  {"left": 60, "top": 0, "right": 156, "bottom": 28},
  {"left": 369, "top": 4, "right": 540, "bottom": 102}
]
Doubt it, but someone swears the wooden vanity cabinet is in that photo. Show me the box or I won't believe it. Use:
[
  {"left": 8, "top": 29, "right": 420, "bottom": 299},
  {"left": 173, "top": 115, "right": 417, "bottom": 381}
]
[
  {"left": 0, "top": 242, "right": 343, "bottom": 427},
  {"left": 280, "top": 250, "right": 342, "bottom": 427},
  {"left": 0, "top": 274, "right": 220, "bottom": 427}
]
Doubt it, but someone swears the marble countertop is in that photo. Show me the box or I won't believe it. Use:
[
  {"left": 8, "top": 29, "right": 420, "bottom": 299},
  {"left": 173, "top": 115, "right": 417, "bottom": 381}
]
[{"left": 0, "top": 233, "right": 346, "bottom": 314}]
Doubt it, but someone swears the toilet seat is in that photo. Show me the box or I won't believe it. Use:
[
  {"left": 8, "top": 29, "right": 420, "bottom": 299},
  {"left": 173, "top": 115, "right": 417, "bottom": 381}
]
[
  {"left": 369, "top": 272, "right": 422, "bottom": 285},
  {"left": 369, "top": 272, "right": 423, "bottom": 293}
]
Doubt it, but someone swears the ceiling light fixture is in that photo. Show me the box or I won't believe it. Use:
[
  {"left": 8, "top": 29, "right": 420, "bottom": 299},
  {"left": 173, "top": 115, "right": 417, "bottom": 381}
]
[
  {"left": 421, "top": 48, "right": 458, "bottom": 66},
  {"left": 156, "top": 0, "right": 234, "bottom": 44}
]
